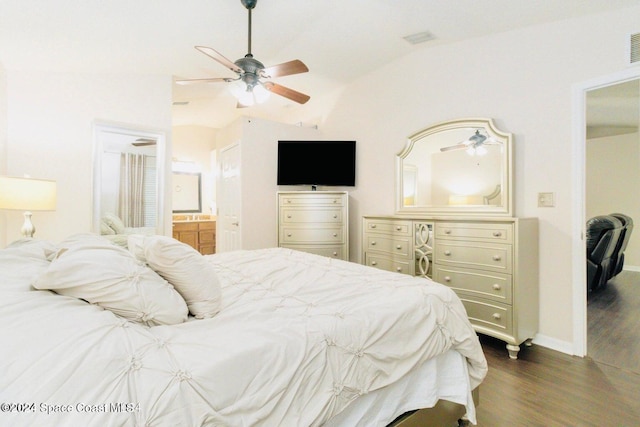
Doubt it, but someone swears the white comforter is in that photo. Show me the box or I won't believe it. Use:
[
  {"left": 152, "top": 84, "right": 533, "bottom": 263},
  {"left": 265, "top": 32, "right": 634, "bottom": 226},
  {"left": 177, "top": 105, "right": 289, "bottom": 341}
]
[{"left": 0, "top": 241, "right": 487, "bottom": 427}]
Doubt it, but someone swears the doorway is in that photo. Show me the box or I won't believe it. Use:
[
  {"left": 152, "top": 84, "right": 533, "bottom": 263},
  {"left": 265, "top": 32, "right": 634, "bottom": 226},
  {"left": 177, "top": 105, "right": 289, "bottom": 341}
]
[{"left": 573, "top": 68, "right": 640, "bottom": 365}]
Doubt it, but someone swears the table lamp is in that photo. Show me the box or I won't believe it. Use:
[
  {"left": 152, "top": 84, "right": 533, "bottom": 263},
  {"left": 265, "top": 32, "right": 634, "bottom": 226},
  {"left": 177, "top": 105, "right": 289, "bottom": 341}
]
[{"left": 0, "top": 176, "right": 57, "bottom": 238}]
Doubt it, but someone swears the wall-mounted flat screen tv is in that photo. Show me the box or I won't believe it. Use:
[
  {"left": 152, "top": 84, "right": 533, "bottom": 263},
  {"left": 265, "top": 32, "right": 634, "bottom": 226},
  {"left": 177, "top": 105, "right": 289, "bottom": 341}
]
[{"left": 277, "top": 140, "right": 356, "bottom": 187}]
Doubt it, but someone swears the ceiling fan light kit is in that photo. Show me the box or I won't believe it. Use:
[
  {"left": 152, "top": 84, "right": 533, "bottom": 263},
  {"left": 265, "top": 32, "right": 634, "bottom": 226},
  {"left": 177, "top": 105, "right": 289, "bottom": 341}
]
[{"left": 177, "top": 0, "right": 310, "bottom": 108}]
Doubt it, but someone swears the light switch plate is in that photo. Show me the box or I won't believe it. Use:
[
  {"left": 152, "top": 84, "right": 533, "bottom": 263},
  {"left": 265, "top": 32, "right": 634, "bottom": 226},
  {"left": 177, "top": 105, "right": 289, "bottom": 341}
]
[{"left": 538, "top": 192, "right": 555, "bottom": 207}]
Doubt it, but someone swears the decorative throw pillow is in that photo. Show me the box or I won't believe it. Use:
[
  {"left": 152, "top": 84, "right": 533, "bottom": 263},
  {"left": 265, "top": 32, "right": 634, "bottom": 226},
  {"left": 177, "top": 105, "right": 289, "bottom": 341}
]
[
  {"left": 33, "top": 237, "right": 188, "bottom": 326},
  {"left": 100, "top": 220, "right": 116, "bottom": 235},
  {"left": 137, "top": 235, "right": 222, "bottom": 319},
  {"left": 102, "top": 212, "right": 126, "bottom": 234},
  {"left": 127, "top": 234, "right": 145, "bottom": 260}
]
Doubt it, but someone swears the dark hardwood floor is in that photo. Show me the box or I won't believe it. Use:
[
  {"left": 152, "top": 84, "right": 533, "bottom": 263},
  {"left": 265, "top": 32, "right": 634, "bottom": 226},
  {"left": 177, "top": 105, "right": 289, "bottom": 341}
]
[
  {"left": 474, "top": 271, "right": 640, "bottom": 426},
  {"left": 475, "top": 335, "right": 640, "bottom": 426},
  {"left": 587, "top": 270, "right": 640, "bottom": 373}
]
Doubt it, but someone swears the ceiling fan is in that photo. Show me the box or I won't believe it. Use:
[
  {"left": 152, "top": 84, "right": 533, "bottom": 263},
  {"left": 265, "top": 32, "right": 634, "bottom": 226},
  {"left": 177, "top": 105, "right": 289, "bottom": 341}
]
[
  {"left": 439, "top": 130, "right": 499, "bottom": 155},
  {"left": 176, "top": 0, "right": 310, "bottom": 108},
  {"left": 132, "top": 138, "right": 157, "bottom": 147}
]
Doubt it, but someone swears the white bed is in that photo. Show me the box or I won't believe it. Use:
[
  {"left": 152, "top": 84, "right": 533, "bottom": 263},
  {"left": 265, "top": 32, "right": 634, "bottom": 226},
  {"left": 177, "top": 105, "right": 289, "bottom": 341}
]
[{"left": 0, "top": 235, "right": 487, "bottom": 427}]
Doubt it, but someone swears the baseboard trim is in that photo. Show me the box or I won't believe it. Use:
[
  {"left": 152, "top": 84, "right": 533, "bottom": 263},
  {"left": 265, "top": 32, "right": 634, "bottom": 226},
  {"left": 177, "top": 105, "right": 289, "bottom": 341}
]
[
  {"left": 531, "top": 334, "right": 574, "bottom": 356},
  {"left": 623, "top": 265, "right": 640, "bottom": 272}
]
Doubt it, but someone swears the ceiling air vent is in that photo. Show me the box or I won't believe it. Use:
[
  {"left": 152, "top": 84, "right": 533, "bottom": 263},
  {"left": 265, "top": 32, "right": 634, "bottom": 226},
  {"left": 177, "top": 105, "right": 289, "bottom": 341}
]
[
  {"left": 403, "top": 31, "right": 436, "bottom": 45},
  {"left": 630, "top": 32, "right": 640, "bottom": 65}
]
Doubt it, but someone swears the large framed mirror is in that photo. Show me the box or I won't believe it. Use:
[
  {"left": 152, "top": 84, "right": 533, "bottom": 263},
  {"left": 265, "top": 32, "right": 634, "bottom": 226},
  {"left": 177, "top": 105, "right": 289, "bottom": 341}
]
[
  {"left": 92, "top": 122, "right": 167, "bottom": 235},
  {"left": 396, "top": 118, "right": 513, "bottom": 216}
]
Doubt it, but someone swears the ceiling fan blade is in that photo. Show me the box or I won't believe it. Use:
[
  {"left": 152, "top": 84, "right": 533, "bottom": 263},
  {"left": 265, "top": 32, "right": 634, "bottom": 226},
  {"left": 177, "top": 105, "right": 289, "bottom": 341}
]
[
  {"left": 261, "top": 60, "right": 309, "bottom": 79},
  {"left": 175, "top": 77, "right": 233, "bottom": 85},
  {"left": 263, "top": 82, "right": 310, "bottom": 104},
  {"left": 132, "top": 138, "right": 157, "bottom": 147},
  {"left": 440, "top": 144, "right": 468, "bottom": 152},
  {"left": 195, "top": 46, "right": 243, "bottom": 74}
]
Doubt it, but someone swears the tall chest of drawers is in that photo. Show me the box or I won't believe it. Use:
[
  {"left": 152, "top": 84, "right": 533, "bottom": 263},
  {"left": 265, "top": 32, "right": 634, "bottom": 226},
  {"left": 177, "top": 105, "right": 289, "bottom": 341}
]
[
  {"left": 363, "top": 215, "right": 538, "bottom": 359},
  {"left": 278, "top": 191, "right": 349, "bottom": 260}
]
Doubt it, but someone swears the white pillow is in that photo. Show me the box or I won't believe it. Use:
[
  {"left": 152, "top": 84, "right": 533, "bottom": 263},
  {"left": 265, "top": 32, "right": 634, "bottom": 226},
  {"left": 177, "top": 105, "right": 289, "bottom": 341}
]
[
  {"left": 33, "top": 239, "right": 188, "bottom": 326},
  {"left": 127, "top": 234, "right": 145, "bottom": 260},
  {"left": 137, "top": 235, "right": 222, "bottom": 319},
  {"left": 100, "top": 220, "right": 116, "bottom": 235},
  {"left": 102, "top": 212, "right": 126, "bottom": 234},
  {"left": 57, "top": 232, "right": 115, "bottom": 249}
]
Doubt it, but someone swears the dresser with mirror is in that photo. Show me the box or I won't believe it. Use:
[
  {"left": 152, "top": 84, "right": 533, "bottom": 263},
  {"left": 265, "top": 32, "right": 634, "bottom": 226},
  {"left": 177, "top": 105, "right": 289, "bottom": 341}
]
[{"left": 362, "top": 118, "right": 538, "bottom": 359}]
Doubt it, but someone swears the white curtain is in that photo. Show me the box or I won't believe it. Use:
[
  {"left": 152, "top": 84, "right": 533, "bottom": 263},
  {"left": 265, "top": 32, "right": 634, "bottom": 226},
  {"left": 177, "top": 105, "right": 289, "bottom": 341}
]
[{"left": 119, "top": 153, "right": 146, "bottom": 227}]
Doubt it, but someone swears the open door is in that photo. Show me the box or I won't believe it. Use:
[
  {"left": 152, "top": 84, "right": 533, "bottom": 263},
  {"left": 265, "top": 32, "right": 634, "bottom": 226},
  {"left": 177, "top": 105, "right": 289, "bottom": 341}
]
[{"left": 217, "top": 143, "right": 241, "bottom": 252}]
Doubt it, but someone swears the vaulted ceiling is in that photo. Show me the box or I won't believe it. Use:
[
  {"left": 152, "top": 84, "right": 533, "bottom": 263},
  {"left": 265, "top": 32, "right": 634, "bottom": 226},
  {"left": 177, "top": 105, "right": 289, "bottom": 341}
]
[{"left": 1, "top": 0, "right": 639, "bottom": 129}]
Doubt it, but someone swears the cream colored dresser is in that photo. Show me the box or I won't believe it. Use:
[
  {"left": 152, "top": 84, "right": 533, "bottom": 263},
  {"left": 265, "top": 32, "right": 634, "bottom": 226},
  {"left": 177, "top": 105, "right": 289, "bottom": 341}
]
[
  {"left": 363, "top": 215, "right": 538, "bottom": 359},
  {"left": 278, "top": 191, "right": 349, "bottom": 260}
]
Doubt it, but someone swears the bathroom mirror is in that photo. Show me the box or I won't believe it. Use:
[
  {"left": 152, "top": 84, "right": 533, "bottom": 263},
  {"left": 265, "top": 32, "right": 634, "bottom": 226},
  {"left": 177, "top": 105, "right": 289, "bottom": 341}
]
[
  {"left": 92, "top": 122, "right": 167, "bottom": 234},
  {"left": 172, "top": 172, "right": 202, "bottom": 213},
  {"left": 396, "top": 118, "right": 513, "bottom": 216}
]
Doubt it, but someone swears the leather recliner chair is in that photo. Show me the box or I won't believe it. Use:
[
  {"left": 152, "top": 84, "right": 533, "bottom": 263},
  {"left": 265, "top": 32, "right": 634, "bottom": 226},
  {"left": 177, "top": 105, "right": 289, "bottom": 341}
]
[
  {"left": 609, "top": 213, "right": 633, "bottom": 279},
  {"left": 586, "top": 215, "right": 624, "bottom": 294}
]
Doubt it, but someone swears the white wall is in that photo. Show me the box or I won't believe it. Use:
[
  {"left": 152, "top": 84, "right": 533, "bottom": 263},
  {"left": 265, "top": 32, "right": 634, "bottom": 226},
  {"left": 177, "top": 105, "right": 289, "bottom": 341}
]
[
  {"left": 586, "top": 132, "right": 640, "bottom": 268},
  {"left": 3, "top": 70, "right": 173, "bottom": 245},
  {"left": 308, "top": 7, "right": 640, "bottom": 348},
  {"left": 216, "top": 117, "right": 323, "bottom": 250},
  {"left": 172, "top": 125, "right": 218, "bottom": 215},
  {"left": 0, "top": 64, "right": 7, "bottom": 245}
]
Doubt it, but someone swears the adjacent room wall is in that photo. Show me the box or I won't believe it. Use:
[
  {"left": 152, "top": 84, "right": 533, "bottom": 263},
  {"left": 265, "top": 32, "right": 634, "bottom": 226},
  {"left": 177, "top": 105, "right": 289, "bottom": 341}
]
[
  {"left": 3, "top": 70, "right": 173, "bottom": 245},
  {"left": 586, "top": 132, "right": 640, "bottom": 269},
  {"left": 172, "top": 125, "right": 218, "bottom": 215}
]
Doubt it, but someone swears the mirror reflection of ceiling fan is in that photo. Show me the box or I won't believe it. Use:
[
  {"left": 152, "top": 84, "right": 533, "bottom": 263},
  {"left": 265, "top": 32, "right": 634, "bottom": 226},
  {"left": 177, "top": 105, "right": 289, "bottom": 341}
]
[
  {"left": 175, "top": 0, "right": 310, "bottom": 108},
  {"left": 132, "top": 138, "right": 157, "bottom": 147},
  {"left": 439, "top": 130, "right": 499, "bottom": 156}
]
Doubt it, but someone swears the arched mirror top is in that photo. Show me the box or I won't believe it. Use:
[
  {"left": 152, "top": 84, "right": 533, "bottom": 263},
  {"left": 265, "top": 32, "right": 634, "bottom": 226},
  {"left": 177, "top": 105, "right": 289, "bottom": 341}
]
[{"left": 396, "top": 118, "right": 513, "bottom": 216}]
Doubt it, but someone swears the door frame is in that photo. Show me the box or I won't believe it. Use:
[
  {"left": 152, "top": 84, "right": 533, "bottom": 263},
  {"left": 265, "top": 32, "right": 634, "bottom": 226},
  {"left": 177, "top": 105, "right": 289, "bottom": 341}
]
[
  {"left": 216, "top": 142, "right": 241, "bottom": 252},
  {"left": 571, "top": 67, "right": 640, "bottom": 356}
]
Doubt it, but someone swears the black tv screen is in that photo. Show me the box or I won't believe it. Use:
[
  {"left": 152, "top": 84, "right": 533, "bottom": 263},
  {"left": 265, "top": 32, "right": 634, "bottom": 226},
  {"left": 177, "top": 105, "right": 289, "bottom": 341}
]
[{"left": 277, "top": 140, "right": 356, "bottom": 186}]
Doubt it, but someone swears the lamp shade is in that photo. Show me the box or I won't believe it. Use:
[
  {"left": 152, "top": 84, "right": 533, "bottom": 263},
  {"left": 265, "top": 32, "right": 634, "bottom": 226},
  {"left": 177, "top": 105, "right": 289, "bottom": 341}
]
[{"left": 0, "top": 176, "right": 57, "bottom": 211}]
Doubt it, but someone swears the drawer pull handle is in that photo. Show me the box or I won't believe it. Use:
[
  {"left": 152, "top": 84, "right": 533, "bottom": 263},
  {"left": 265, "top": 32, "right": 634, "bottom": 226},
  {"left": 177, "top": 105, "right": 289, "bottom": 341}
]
[
  {"left": 492, "top": 284, "right": 502, "bottom": 290},
  {"left": 333, "top": 199, "right": 337, "bottom": 203},
  {"left": 371, "top": 241, "right": 377, "bottom": 246},
  {"left": 396, "top": 245, "right": 402, "bottom": 250},
  {"left": 395, "top": 226, "right": 402, "bottom": 231},
  {"left": 287, "top": 214, "right": 292, "bottom": 218},
  {"left": 493, "top": 255, "right": 502, "bottom": 261},
  {"left": 493, "top": 231, "right": 502, "bottom": 237},
  {"left": 444, "top": 250, "right": 452, "bottom": 256},
  {"left": 332, "top": 252, "right": 338, "bottom": 256},
  {"left": 492, "top": 313, "right": 502, "bottom": 320},
  {"left": 396, "top": 266, "right": 402, "bottom": 272},
  {"left": 370, "top": 224, "right": 377, "bottom": 229},
  {"left": 444, "top": 276, "right": 451, "bottom": 282},
  {"left": 444, "top": 229, "right": 452, "bottom": 234},
  {"left": 287, "top": 233, "right": 292, "bottom": 237},
  {"left": 333, "top": 214, "right": 338, "bottom": 219},
  {"left": 371, "top": 261, "right": 377, "bottom": 266},
  {"left": 332, "top": 233, "right": 338, "bottom": 237},
  {"left": 286, "top": 199, "right": 291, "bottom": 203}
]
